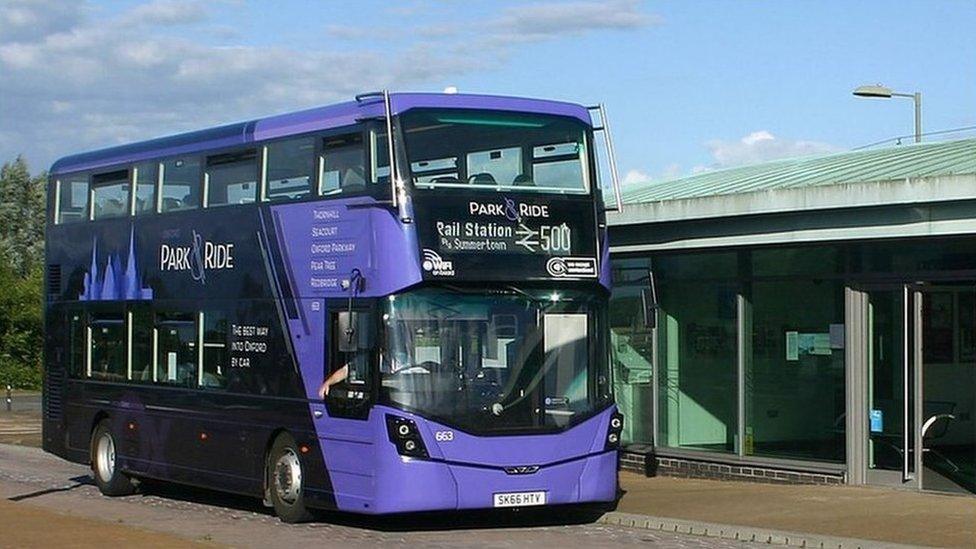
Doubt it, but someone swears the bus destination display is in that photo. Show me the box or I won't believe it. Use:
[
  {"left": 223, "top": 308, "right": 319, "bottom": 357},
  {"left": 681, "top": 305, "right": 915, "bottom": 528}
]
[{"left": 415, "top": 194, "right": 598, "bottom": 280}]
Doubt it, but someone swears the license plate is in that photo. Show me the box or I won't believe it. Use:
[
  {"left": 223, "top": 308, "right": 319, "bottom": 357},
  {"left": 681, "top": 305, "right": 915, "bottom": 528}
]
[{"left": 493, "top": 491, "right": 547, "bottom": 508}]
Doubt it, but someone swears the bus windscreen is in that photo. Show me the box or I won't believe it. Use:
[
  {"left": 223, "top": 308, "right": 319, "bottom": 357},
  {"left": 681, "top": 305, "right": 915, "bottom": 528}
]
[{"left": 401, "top": 109, "right": 590, "bottom": 195}]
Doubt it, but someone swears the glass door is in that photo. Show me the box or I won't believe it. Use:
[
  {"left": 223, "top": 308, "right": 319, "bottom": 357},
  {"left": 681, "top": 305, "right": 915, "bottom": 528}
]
[
  {"left": 920, "top": 286, "right": 976, "bottom": 494},
  {"left": 865, "top": 285, "right": 920, "bottom": 487}
]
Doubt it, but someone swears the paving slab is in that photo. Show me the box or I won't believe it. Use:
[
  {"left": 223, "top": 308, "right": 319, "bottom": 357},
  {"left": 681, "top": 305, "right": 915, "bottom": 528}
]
[{"left": 616, "top": 472, "right": 976, "bottom": 548}]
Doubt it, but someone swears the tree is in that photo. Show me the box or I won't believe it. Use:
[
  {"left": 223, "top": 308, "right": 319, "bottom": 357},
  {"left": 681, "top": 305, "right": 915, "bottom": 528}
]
[
  {"left": 0, "top": 156, "right": 47, "bottom": 277},
  {"left": 0, "top": 156, "right": 46, "bottom": 388},
  {"left": 0, "top": 264, "right": 42, "bottom": 388}
]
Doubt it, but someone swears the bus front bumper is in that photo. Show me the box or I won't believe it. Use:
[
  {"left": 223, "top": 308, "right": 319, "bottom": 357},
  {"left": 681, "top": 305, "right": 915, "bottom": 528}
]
[{"left": 365, "top": 449, "right": 618, "bottom": 515}]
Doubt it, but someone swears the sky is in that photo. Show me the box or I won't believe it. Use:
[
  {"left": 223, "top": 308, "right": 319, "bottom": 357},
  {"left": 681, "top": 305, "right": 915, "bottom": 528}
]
[{"left": 1, "top": 0, "right": 974, "bottom": 189}]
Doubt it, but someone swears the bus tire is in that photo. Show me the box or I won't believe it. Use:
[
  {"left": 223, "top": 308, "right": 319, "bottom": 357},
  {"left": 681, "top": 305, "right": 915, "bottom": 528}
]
[
  {"left": 268, "top": 433, "right": 313, "bottom": 523},
  {"left": 90, "top": 420, "right": 135, "bottom": 496}
]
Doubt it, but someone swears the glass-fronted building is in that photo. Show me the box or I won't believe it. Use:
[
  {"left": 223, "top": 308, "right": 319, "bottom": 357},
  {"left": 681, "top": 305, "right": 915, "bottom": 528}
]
[{"left": 609, "top": 138, "right": 976, "bottom": 495}]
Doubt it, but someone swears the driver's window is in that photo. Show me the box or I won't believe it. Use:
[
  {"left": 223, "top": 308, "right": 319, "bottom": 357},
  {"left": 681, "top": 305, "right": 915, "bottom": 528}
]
[{"left": 325, "top": 310, "right": 373, "bottom": 403}]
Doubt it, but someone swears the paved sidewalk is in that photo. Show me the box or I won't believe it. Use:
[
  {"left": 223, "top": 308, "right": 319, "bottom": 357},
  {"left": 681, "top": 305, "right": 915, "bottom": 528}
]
[
  {"left": 0, "top": 499, "right": 213, "bottom": 548},
  {"left": 0, "top": 412, "right": 41, "bottom": 446},
  {"left": 615, "top": 472, "right": 976, "bottom": 548}
]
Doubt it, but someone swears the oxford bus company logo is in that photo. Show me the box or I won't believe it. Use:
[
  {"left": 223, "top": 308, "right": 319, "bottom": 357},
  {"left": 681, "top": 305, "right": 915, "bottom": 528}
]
[
  {"left": 421, "top": 248, "right": 455, "bottom": 277},
  {"left": 546, "top": 256, "right": 598, "bottom": 278},
  {"left": 159, "top": 230, "right": 235, "bottom": 285}
]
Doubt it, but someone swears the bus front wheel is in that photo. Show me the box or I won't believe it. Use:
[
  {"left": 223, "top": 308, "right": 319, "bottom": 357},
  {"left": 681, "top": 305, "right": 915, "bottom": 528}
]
[
  {"left": 90, "top": 420, "right": 136, "bottom": 496},
  {"left": 267, "top": 433, "right": 313, "bottom": 523}
]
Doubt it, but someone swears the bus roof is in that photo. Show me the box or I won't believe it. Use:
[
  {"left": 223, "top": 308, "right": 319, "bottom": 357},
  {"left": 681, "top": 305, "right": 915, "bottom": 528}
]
[{"left": 50, "top": 93, "right": 593, "bottom": 176}]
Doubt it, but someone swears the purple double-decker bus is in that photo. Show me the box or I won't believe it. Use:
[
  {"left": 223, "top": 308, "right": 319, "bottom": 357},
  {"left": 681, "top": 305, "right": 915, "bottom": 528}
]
[{"left": 42, "top": 91, "right": 624, "bottom": 521}]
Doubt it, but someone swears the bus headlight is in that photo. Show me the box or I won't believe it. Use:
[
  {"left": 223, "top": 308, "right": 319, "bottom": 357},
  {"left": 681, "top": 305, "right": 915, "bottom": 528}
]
[
  {"left": 605, "top": 411, "right": 624, "bottom": 450},
  {"left": 386, "top": 415, "right": 429, "bottom": 459}
]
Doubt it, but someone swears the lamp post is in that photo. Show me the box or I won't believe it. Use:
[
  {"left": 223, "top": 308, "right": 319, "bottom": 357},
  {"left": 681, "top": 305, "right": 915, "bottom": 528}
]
[{"left": 853, "top": 84, "right": 922, "bottom": 143}]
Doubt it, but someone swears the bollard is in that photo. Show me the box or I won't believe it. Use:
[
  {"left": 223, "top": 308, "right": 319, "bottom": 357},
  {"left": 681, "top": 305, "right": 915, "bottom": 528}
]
[{"left": 5, "top": 384, "right": 10, "bottom": 412}]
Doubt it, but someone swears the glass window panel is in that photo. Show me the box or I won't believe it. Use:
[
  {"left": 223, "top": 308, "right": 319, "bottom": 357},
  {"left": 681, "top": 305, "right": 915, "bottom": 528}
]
[
  {"left": 654, "top": 252, "right": 738, "bottom": 281},
  {"left": 753, "top": 246, "right": 842, "bottom": 277},
  {"left": 322, "top": 134, "right": 366, "bottom": 195},
  {"left": 202, "top": 310, "right": 228, "bottom": 389},
  {"left": 68, "top": 312, "right": 85, "bottom": 377},
  {"left": 657, "top": 280, "right": 738, "bottom": 453},
  {"left": 133, "top": 162, "right": 158, "bottom": 215},
  {"left": 533, "top": 142, "right": 579, "bottom": 159},
  {"left": 467, "top": 147, "right": 521, "bottom": 186},
  {"left": 411, "top": 157, "right": 459, "bottom": 185},
  {"left": 533, "top": 159, "right": 584, "bottom": 190},
  {"left": 544, "top": 313, "right": 589, "bottom": 428},
  {"left": 924, "top": 292, "right": 955, "bottom": 364},
  {"left": 265, "top": 138, "right": 314, "bottom": 202},
  {"left": 402, "top": 109, "right": 588, "bottom": 194},
  {"left": 161, "top": 157, "right": 201, "bottom": 212},
  {"left": 130, "top": 306, "right": 153, "bottom": 382},
  {"left": 746, "top": 278, "right": 846, "bottom": 463},
  {"left": 858, "top": 238, "right": 976, "bottom": 275},
  {"left": 91, "top": 171, "right": 130, "bottom": 220},
  {"left": 207, "top": 151, "right": 257, "bottom": 207},
  {"left": 58, "top": 174, "right": 89, "bottom": 224},
  {"left": 156, "top": 314, "right": 197, "bottom": 387},
  {"left": 380, "top": 288, "right": 610, "bottom": 434},
  {"left": 370, "top": 128, "right": 390, "bottom": 185},
  {"left": 923, "top": 288, "right": 976, "bottom": 494},
  {"left": 90, "top": 317, "right": 126, "bottom": 381},
  {"left": 609, "top": 268, "right": 656, "bottom": 445},
  {"left": 324, "top": 311, "right": 372, "bottom": 402}
]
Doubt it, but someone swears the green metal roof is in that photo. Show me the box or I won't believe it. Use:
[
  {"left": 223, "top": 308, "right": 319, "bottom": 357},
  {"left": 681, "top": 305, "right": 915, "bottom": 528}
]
[{"left": 621, "top": 137, "right": 976, "bottom": 204}]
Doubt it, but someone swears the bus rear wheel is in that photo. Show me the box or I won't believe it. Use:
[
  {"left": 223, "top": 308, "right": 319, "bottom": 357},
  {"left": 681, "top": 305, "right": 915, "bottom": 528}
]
[
  {"left": 90, "top": 420, "right": 135, "bottom": 496},
  {"left": 268, "top": 433, "right": 313, "bottom": 523}
]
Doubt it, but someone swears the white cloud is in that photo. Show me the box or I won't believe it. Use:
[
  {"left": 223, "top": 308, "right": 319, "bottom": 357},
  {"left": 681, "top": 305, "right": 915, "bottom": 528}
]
[
  {"left": 0, "top": 0, "right": 86, "bottom": 42},
  {"left": 622, "top": 169, "right": 652, "bottom": 186},
  {"left": 703, "top": 130, "right": 842, "bottom": 168},
  {"left": 0, "top": 0, "right": 661, "bottom": 169},
  {"left": 497, "top": 0, "right": 659, "bottom": 41},
  {"left": 621, "top": 163, "right": 681, "bottom": 187},
  {"left": 117, "top": 0, "right": 209, "bottom": 27}
]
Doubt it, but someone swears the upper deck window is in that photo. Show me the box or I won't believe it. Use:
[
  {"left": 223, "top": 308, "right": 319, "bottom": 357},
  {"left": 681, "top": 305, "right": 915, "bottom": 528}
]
[
  {"left": 56, "top": 174, "right": 89, "bottom": 224},
  {"left": 133, "top": 162, "right": 158, "bottom": 215},
  {"left": 91, "top": 170, "right": 130, "bottom": 220},
  {"left": 321, "top": 133, "right": 367, "bottom": 195},
  {"left": 265, "top": 137, "right": 314, "bottom": 201},
  {"left": 206, "top": 151, "right": 257, "bottom": 207},
  {"left": 402, "top": 109, "right": 590, "bottom": 195},
  {"left": 160, "top": 157, "right": 202, "bottom": 212}
]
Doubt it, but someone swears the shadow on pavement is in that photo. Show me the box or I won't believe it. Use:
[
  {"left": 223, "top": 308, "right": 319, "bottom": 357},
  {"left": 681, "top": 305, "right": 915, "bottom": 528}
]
[
  {"left": 137, "top": 478, "right": 612, "bottom": 531},
  {"left": 8, "top": 475, "right": 94, "bottom": 502}
]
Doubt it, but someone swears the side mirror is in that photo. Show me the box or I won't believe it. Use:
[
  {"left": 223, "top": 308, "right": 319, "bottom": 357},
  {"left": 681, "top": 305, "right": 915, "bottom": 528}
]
[{"left": 337, "top": 311, "right": 358, "bottom": 353}]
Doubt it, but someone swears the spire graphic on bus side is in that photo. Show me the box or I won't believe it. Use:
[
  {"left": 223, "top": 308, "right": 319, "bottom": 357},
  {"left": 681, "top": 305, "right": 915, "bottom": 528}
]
[{"left": 80, "top": 226, "right": 154, "bottom": 301}]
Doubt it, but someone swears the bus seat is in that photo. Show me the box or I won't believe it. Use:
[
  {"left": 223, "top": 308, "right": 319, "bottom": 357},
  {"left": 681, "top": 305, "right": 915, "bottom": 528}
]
[
  {"left": 513, "top": 174, "right": 535, "bottom": 186},
  {"left": 470, "top": 173, "right": 496, "bottom": 185},
  {"left": 162, "top": 197, "right": 182, "bottom": 211}
]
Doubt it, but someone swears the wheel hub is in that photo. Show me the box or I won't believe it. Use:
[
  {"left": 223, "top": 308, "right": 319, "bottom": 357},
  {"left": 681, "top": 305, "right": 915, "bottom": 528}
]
[
  {"left": 273, "top": 449, "right": 302, "bottom": 504},
  {"left": 96, "top": 432, "right": 115, "bottom": 482}
]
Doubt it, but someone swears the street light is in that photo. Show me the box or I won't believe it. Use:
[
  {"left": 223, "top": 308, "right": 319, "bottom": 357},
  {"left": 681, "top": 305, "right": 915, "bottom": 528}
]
[{"left": 853, "top": 84, "right": 922, "bottom": 143}]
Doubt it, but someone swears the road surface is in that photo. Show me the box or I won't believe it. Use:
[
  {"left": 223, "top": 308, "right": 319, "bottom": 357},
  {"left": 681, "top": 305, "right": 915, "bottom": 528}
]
[{"left": 0, "top": 443, "right": 761, "bottom": 548}]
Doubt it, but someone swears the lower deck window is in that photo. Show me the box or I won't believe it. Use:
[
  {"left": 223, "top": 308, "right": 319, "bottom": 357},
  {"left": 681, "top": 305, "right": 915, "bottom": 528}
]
[
  {"left": 89, "top": 316, "right": 126, "bottom": 381},
  {"left": 202, "top": 311, "right": 228, "bottom": 389},
  {"left": 155, "top": 314, "right": 197, "bottom": 386}
]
